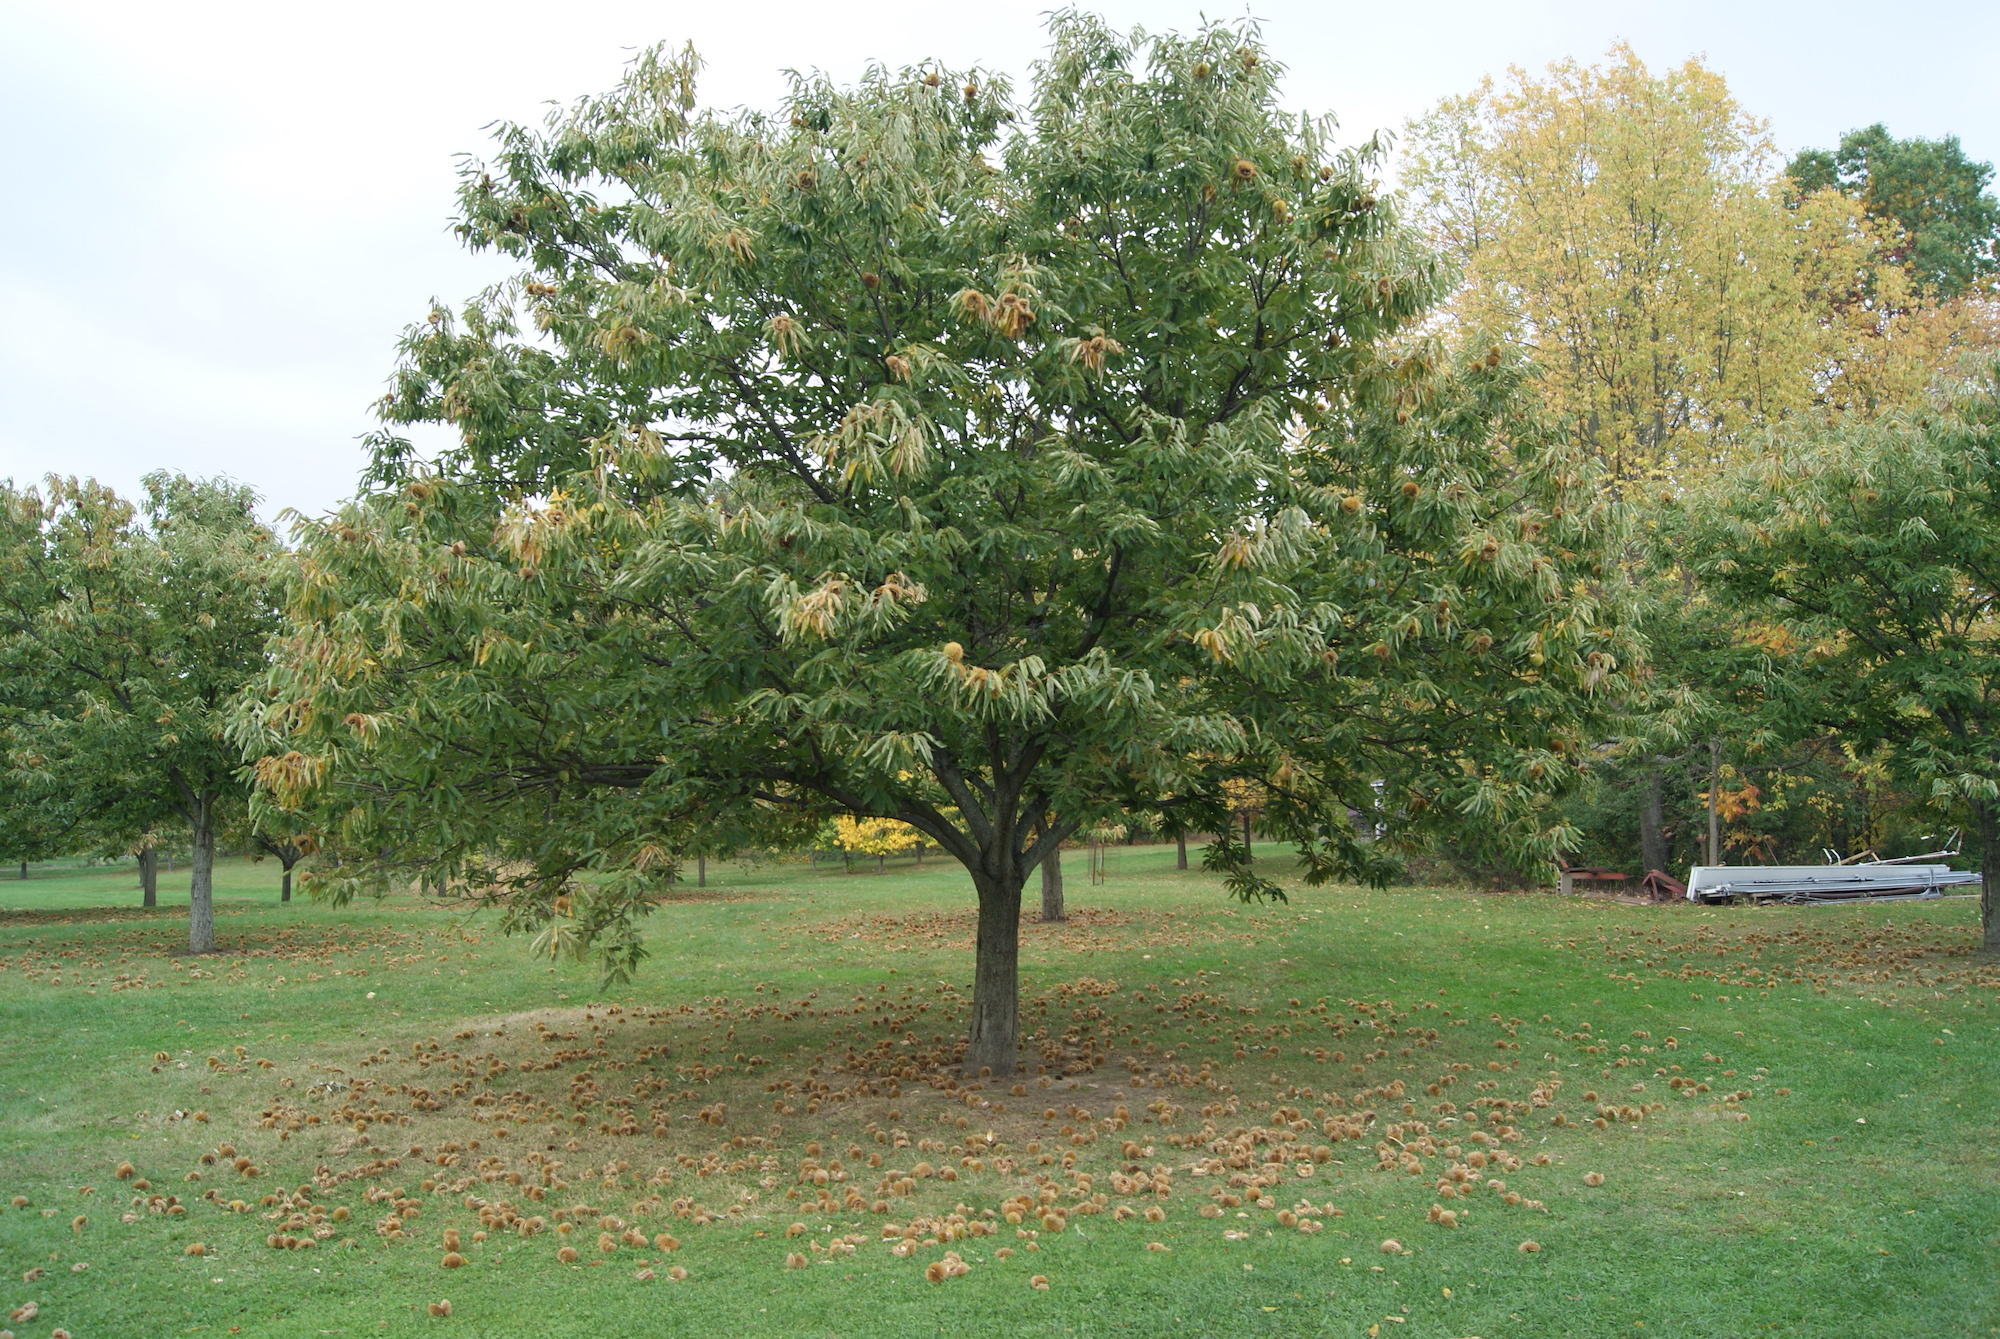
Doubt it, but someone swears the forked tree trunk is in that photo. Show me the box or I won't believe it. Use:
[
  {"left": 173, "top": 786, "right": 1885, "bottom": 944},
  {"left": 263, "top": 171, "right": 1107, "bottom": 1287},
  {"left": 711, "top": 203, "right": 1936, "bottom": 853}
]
[
  {"left": 1639, "top": 770, "right": 1667, "bottom": 876},
  {"left": 140, "top": 847, "right": 158, "bottom": 908},
  {"left": 965, "top": 872, "right": 1025, "bottom": 1076},
  {"left": 1041, "top": 846, "right": 1065, "bottom": 922},
  {"left": 187, "top": 805, "right": 216, "bottom": 955}
]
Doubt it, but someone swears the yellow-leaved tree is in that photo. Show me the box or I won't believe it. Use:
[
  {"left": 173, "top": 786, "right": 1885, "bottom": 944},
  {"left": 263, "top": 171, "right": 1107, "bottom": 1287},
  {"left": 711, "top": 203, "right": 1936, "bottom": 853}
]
[
  {"left": 833, "top": 816, "right": 924, "bottom": 873},
  {"left": 1401, "top": 46, "right": 1994, "bottom": 485}
]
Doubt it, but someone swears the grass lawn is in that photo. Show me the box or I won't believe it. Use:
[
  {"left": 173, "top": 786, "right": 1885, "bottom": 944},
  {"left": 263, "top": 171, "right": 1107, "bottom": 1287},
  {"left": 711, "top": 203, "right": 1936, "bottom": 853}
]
[{"left": 0, "top": 846, "right": 1993, "bottom": 1337}]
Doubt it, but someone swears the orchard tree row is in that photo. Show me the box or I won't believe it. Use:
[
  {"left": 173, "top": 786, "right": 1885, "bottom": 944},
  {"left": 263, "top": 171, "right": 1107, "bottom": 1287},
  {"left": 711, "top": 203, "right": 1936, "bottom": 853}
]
[{"left": 4, "top": 17, "right": 1999, "bottom": 1070}]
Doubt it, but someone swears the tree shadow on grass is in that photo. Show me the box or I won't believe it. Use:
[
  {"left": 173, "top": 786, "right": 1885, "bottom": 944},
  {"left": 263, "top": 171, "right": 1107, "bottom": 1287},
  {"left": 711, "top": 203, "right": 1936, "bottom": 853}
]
[{"left": 0, "top": 905, "right": 182, "bottom": 926}]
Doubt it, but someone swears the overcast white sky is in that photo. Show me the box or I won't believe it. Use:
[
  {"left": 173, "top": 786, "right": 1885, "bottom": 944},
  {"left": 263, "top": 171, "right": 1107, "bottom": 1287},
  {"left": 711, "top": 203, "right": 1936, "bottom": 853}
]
[{"left": 3, "top": 1, "right": 1994, "bottom": 521}]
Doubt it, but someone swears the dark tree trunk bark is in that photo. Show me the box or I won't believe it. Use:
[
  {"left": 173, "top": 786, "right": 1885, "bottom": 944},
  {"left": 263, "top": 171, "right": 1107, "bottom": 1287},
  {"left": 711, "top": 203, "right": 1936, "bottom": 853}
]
[
  {"left": 1176, "top": 831, "right": 1187, "bottom": 870},
  {"left": 280, "top": 868, "right": 292, "bottom": 903},
  {"left": 904, "top": 755, "right": 1076, "bottom": 1079},
  {"left": 1706, "top": 739, "right": 1722, "bottom": 866},
  {"left": 1041, "top": 845, "right": 1065, "bottom": 922},
  {"left": 1979, "top": 803, "right": 2000, "bottom": 954},
  {"left": 1639, "top": 770, "right": 1668, "bottom": 875},
  {"left": 187, "top": 804, "right": 216, "bottom": 954},
  {"left": 1241, "top": 812, "right": 1253, "bottom": 859},
  {"left": 17, "top": 861, "right": 25, "bottom": 881},
  {"left": 140, "top": 847, "right": 158, "bottom": 908},
  {"left": 965, "top": 871, "right": 1024, "bottom": 1076},
  {"left": 697, "top": 854, "right": 706, "bottom": 888}
]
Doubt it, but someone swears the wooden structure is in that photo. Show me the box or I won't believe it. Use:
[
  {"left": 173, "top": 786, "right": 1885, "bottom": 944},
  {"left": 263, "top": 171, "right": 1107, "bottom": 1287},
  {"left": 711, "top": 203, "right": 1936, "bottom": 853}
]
[
  {"left": 1640, "top": 869, "right": 1687, "bottom": 902},
  {"left": 1556, "top": 859, "right": 1633, "bottom": 897}
]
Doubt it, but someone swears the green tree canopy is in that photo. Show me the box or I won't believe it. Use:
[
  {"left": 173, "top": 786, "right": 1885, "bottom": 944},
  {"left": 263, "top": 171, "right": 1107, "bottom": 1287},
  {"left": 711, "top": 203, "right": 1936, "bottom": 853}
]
[
  {"left": 1790, "top": 124, "right": 2000, "bottom": 300},
  {"left": 0, "top": 473, "right": 282, "bottom": 951},
  {"left": 249, "top": 15, "right": 1642, "bottom": 1075},
  {"left": 1675, "top": 372, "right": 2000, "bottom": 949},
  {"left": 0, "top": 792, "right": 84, "bottom": 880}
]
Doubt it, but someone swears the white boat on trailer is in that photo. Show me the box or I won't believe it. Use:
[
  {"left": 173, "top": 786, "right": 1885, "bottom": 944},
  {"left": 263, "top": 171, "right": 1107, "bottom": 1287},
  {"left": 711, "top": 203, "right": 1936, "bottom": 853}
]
[{"left": 1685, "top": 840, "right": 1979, "bottom": 906}]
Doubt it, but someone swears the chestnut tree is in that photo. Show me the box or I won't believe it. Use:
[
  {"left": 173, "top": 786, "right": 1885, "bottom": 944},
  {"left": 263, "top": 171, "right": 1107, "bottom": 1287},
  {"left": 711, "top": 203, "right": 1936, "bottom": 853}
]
[{"left": 249, "top": 17, "right": 1640, "bottom": 1074}]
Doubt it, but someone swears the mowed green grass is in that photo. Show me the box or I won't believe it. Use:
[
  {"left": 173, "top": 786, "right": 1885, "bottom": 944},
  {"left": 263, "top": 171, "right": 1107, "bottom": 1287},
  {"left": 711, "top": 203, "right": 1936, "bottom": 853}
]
[{"left": 0, "top": 847, "right": 1994, "bottom": 1338}]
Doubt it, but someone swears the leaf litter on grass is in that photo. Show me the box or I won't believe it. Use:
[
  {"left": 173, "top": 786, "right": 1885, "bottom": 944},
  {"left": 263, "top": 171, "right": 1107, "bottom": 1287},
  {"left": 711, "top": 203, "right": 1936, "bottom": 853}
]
[{"left": 1, "top": 875, "right": 1992, "bottom": 1335}]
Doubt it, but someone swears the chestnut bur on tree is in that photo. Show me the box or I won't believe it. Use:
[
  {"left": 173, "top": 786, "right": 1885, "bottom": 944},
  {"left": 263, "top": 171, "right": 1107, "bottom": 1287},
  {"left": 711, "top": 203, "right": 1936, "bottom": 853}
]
[{"left": 247, "top": 16, "right": 1640, "bottom": 1075}]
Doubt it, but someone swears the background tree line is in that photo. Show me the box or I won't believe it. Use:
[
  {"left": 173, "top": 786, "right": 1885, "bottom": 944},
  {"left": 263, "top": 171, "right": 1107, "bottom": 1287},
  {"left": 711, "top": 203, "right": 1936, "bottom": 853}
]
[{"left": 1398, "top": 47, "right": 2000, "bottom": 936}]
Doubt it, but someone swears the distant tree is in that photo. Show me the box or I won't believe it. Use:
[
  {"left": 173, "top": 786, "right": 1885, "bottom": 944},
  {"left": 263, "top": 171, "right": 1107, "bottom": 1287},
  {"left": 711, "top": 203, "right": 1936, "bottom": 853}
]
[
  {"left": 249, "top": 819, "right": 318, "bottom": 903},
  {"left": 0, "top": 800, "right": 75, "bottom": 882},
  {"left": 1790, "top": 124, "right": 2000, "bottom": 300},
  {"left": 135, "top": 830, "right": 162, "bottom": 907},
  {"left": 1040, "top": 839, "right": 1065, "bottom": 922},
  {"left": 249, "top": 17, "right": 1642, "bottom": 1074},
  {"left": 1676, "top": 372, "right": 2000, "bottom": 950},
  {"left": 1404, "top": 54, "right": 1997, "bottom": 482},
  {"left": 1566, "top": 572, "right": 1791, "bottom": 879},
  {"left": 0, "top": 475, "right": 282, "bottom": 952},
  {"left": 833, "top": 816, "right": 923, "bottom": 873},
  {"left": 1402, "top": 48, "right": 1827, "bottom": 483}
]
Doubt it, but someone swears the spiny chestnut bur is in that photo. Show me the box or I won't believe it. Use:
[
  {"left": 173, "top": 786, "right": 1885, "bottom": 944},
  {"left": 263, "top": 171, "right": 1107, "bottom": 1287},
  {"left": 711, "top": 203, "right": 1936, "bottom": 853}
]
[{"left": 247, "top": 15, "right": 1638, "bottom": 1076}]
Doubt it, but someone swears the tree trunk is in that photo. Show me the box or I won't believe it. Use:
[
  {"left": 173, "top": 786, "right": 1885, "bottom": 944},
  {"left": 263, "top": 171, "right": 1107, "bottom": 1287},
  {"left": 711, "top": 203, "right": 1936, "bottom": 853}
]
[
  {"left": 1241, "top": 812, "right": 1253, "bottom": 859},
  {"left": 1980, "top": 803, "right": 2000, "bottom": 954},
  {"left": 17, "top": 860, "right": 25, "bottom": 881},
  {"left": 280, "top": 868, "right": 292, "bottom": 903},
  {"left": 1041, "top": 845, "right": 1065, "bottom": 922},
  {"left": 187, "top": 806, "right": 216, "bottom": 955},
  {"left": 140, "top": 847, "right": 158, "bottom": 908},
  {"left": 965, "top": 872, "right": 1024, "bottom": 1076},
  {"left": 1706, "top": 739, "right": 1722, "bottom": 866},
  {"left": 1639, "top": 770, "right": 1668, "bottom": 875},
  {"left": 697, "top": 854, "right": 706, "bottom": 888},
  {"left": 1176, "top": 831, "right": 1187, "bottom": 870}
]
